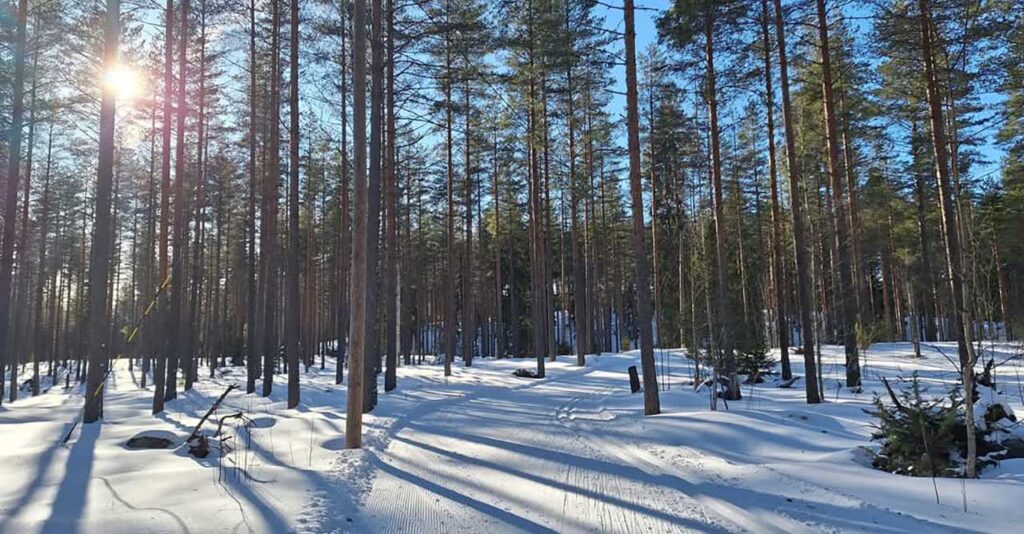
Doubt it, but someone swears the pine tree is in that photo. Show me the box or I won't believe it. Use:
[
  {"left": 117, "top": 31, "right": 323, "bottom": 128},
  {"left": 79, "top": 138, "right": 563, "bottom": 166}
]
[
  {"left": 815, "top": 0, "right": 861, "bottom": 389},
  {"left": 0, "top": 0, "right": 29, "bottom": 406},
  {"left": 774, "top": 0, "right": 820, "bottom": 403},
  {"left": 625, "top": 0, "right": 660, "bottom": 415},
  {"left": 346, "top": 0, "right": 369, "bottom": 449},
  {"left": 659, "top": 0, "right": 746, "bottom": 400},
  {"left": 286, "top": 0, "right": 302, "bottom": 409},
  {"left": 83, "top": 0, "right": 121, "bottom": 423},
  {"left": 916, "top": 0, "right": 977, "bottom": 478}
]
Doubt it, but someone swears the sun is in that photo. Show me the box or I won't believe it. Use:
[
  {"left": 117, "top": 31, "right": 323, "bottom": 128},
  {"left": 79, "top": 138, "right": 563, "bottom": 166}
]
[{"left": 104, "top": 64, "right": 143, "bottom": 101}]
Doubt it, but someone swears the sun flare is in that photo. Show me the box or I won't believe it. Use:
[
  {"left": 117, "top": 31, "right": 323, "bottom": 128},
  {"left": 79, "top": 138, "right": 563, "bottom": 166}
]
[{"left": 104, "top": 64, "right": 143, "bottom": 100}]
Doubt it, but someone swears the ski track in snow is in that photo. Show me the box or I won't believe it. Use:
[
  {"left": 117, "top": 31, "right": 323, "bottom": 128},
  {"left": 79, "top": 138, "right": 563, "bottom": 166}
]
[
  {"left": 3, "top": 343, "right": 1024, "bottom": 533},
  {"left": 353, "top": 364, "right": 721, "bottom": 533}
]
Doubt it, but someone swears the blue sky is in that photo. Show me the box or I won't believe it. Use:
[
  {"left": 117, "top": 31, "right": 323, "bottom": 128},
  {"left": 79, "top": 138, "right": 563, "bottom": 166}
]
[
  {"left": 596, "top": 1, "right": 1005, "bottom": 185},
  {"left": 599, "top": 1, "right": 658, "bottom": 135}
]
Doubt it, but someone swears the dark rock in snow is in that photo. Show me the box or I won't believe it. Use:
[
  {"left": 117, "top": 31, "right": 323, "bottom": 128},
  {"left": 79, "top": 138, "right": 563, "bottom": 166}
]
[
  {"left": 513, "top": 368, "right": 541, "bottom": 379},
  {"left": 189, "top": 435, "right": 210, "bottom": 458},
  {"left": 126, "top": 430, "right": 177, "bottom": 449}
]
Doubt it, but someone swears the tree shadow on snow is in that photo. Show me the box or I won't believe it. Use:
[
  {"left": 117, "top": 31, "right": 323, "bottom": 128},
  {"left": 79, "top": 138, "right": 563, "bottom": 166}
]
[
  {"left": 39, "top": 421, "right": 100, "bottom": 534},
  {"left": 405, "top": 424, "right": 985, "bottom": 533},
  {"left": 365, "top": 452, "right": 561, "bottom": 533},
  {"left": 391, "top": 433, "right": 730, "bottom": 533},
  {"left": 0, "top": 421, "right": 73, "bottom": 533}
]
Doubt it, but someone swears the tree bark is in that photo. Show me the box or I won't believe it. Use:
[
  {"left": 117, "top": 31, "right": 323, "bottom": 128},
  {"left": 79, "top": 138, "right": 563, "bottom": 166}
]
[
  {"left": 0, "top": 0, "right": 29, "bottom": 406},
  {"left": 774, "top": 0, "right": 820, "bottom": 403},
  {"left": 187, "top": 2, "right": 209, "bottom": 392},
  {"left": 153, "top": 0, "right": 175, "bottom": 414},
  {"left": 262, "top": 0, "right": 282, "bottom": 397},
  {"left": 31, "top": 127, "right": 55, "bottom": 396},
  {"left": 911, "top": 122, "right": 938, "bottom": 342},
  {"left": 566, "top": 1, "right": 586, "bottom": 367},
  {"left": 624, "top": 0, "right": 660, "bottom": 415},
  {"left": 761, "top": 0, "right": 790, "bottom": 380},
  {"left": 166, "top": 0, "right": 191, "bottom": 403},
  {"left": 363, "top": 0, "right": 385, "bottom": 412},
  {"left": 246, "top": 0, "right": 260, "bottom": 394},
  {"left": 525, "top": 0, "right": 545, "bottom": 377},
  {"left": 83, "top": 0, "right": 120, "bottom": 423},
  {"left": 336, "top": 0, "right": 351, "bottom": 385},
  {"left": 346, "top": 0, "right": 369, "bottom": 449},
  {"left": 493, "top": 133, "right": 504, "bottom": 358},
  {"left": 286, "top": 0, "right": 302, "bottom": 409},
  {"left": 384, "top": 0, "right": 399, "bottom": 391},
  {"left": 11, "top": 40, "right": 39, "bottom": 402},
  {"left": 704, "top": 7, "right": 739, "bottom": 400},
  {"left": 462, "top": 78, "right": 475, "bottom": 367},
  {"left": 815, "top": 0, "right": 860, "bottom": 389},
  {"left": 443, "top": 0, "right": 456, "bottom": 377}
]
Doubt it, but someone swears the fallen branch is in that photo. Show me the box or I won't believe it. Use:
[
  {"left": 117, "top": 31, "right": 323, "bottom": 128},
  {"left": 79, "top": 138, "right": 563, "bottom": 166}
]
[{"left": 187, "top": 385, "right": 238, "bottom": 444}]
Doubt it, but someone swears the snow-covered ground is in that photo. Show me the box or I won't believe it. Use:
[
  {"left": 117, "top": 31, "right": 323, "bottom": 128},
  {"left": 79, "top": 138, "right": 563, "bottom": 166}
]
[{"left": 2, "top": 342, "right": 1023, "bottom": 533}]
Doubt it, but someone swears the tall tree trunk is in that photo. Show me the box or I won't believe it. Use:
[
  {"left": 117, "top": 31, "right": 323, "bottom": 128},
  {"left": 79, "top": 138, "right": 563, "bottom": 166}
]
[
  {"left": 526, "top": 0, "right": 544, "bottom": 377},
  {"left": 443, "top": 0, "right": 456, "bottom": 377},
  {"left": 566, "top": 2, "right": 586, "bottom": 367},
  {"left": 838, "top": 84, "right": 868, "bottom": 319},
  {"left": 154, "top": 0, "right": 175, "bottom": 413},
  {"left": 400, "top": 164, "right": 414, "bottom": 365},
  {"left": 84, "top": 0, "right": 120, "bottom": 423},
  {"left": 0, "top": 0, "right": 29, "bottom": 406},
  {"left": 911, "top": 122, "right": 938, "bottom": 342},
  {"left": 584, "top": 89, "right": 597, "bottom": 356},
  {"left": 140, "top": 94, "right": 157, "bottom": 389},
  {"left": 212, "top": 175, "right": 225, "bottom": 371},
  {"left": 541, "top": 80, "right": 555, "bottom": 363},
  {"left": 262, "top": 0, "right": 282, "bottom": 397},
  {"left": 462, "top": 78, "right": 475, "bottom": 367},
  {"left": 11, "top": 40, "right": 39, "bottom": 401},
  {"left": 384, "top": 0, "right": 399, "bottom": 391},
  {"left": 677, "top": 171, "right": 688, "bottom": 353},
  {"left": 346, "top": 0, "right": 369, "bottom": 449},
  {"left": 363, "top": 0, "right": 385, "bottom": 412},
  {"left": 704, "top": 8, "right": 739, "bottom": 400},
  {"left": 286, "top": 0, "right": 302, "bottom": 409},
  {"left": 647, "top": 66, "right": 661, "bottom": 348},
  {"left": 336, "top": 0, "right": 351, "bottom": 384},
  {"left": 8, "top": 25, "right": 37, "bottom": 402},
  {"left": 774, "top": 0, "right": 820, "bottom": 403},
  {"left": 624, "top": 0, "right": 660, "bottom": 415},
  {"left": 493, "top": 133, "right": 504, "bottom": 358},
  {"left": 815, "top": 0, "right": 860, "bottom": 389},
  {"left": 246, "top": 0, "right": 260, "bottom": 394},
  {"left": 166, "top": 0, "right": 191, "bottom": 403},
  {"left": 187, "top": 2, "right": 208, "bottom": 391},
  {"left": 761, "top": 0, "right": 790, "bottom": 380},
  {"left": 32, "top": 127, "right": 55, "bottom": 396},
  {"left": 917, "top": 0, "right": 976, "bottom": 477}
]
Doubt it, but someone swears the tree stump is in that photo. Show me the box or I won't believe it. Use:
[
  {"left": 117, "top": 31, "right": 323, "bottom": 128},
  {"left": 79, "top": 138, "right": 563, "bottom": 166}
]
[{"left": 628, "top": 366, "right": 641, "bottom": 393}]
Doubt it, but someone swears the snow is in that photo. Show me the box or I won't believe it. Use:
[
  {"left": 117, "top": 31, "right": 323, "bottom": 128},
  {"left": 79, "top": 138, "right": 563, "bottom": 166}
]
[{"left": 2, "top": 342, "right": 1023, "bottom": 533}]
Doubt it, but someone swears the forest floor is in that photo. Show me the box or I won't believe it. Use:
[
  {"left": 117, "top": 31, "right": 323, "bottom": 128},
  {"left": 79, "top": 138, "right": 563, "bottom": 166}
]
[{"left": 2, "top": 342, "right": 1024, "bottom": 533}]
